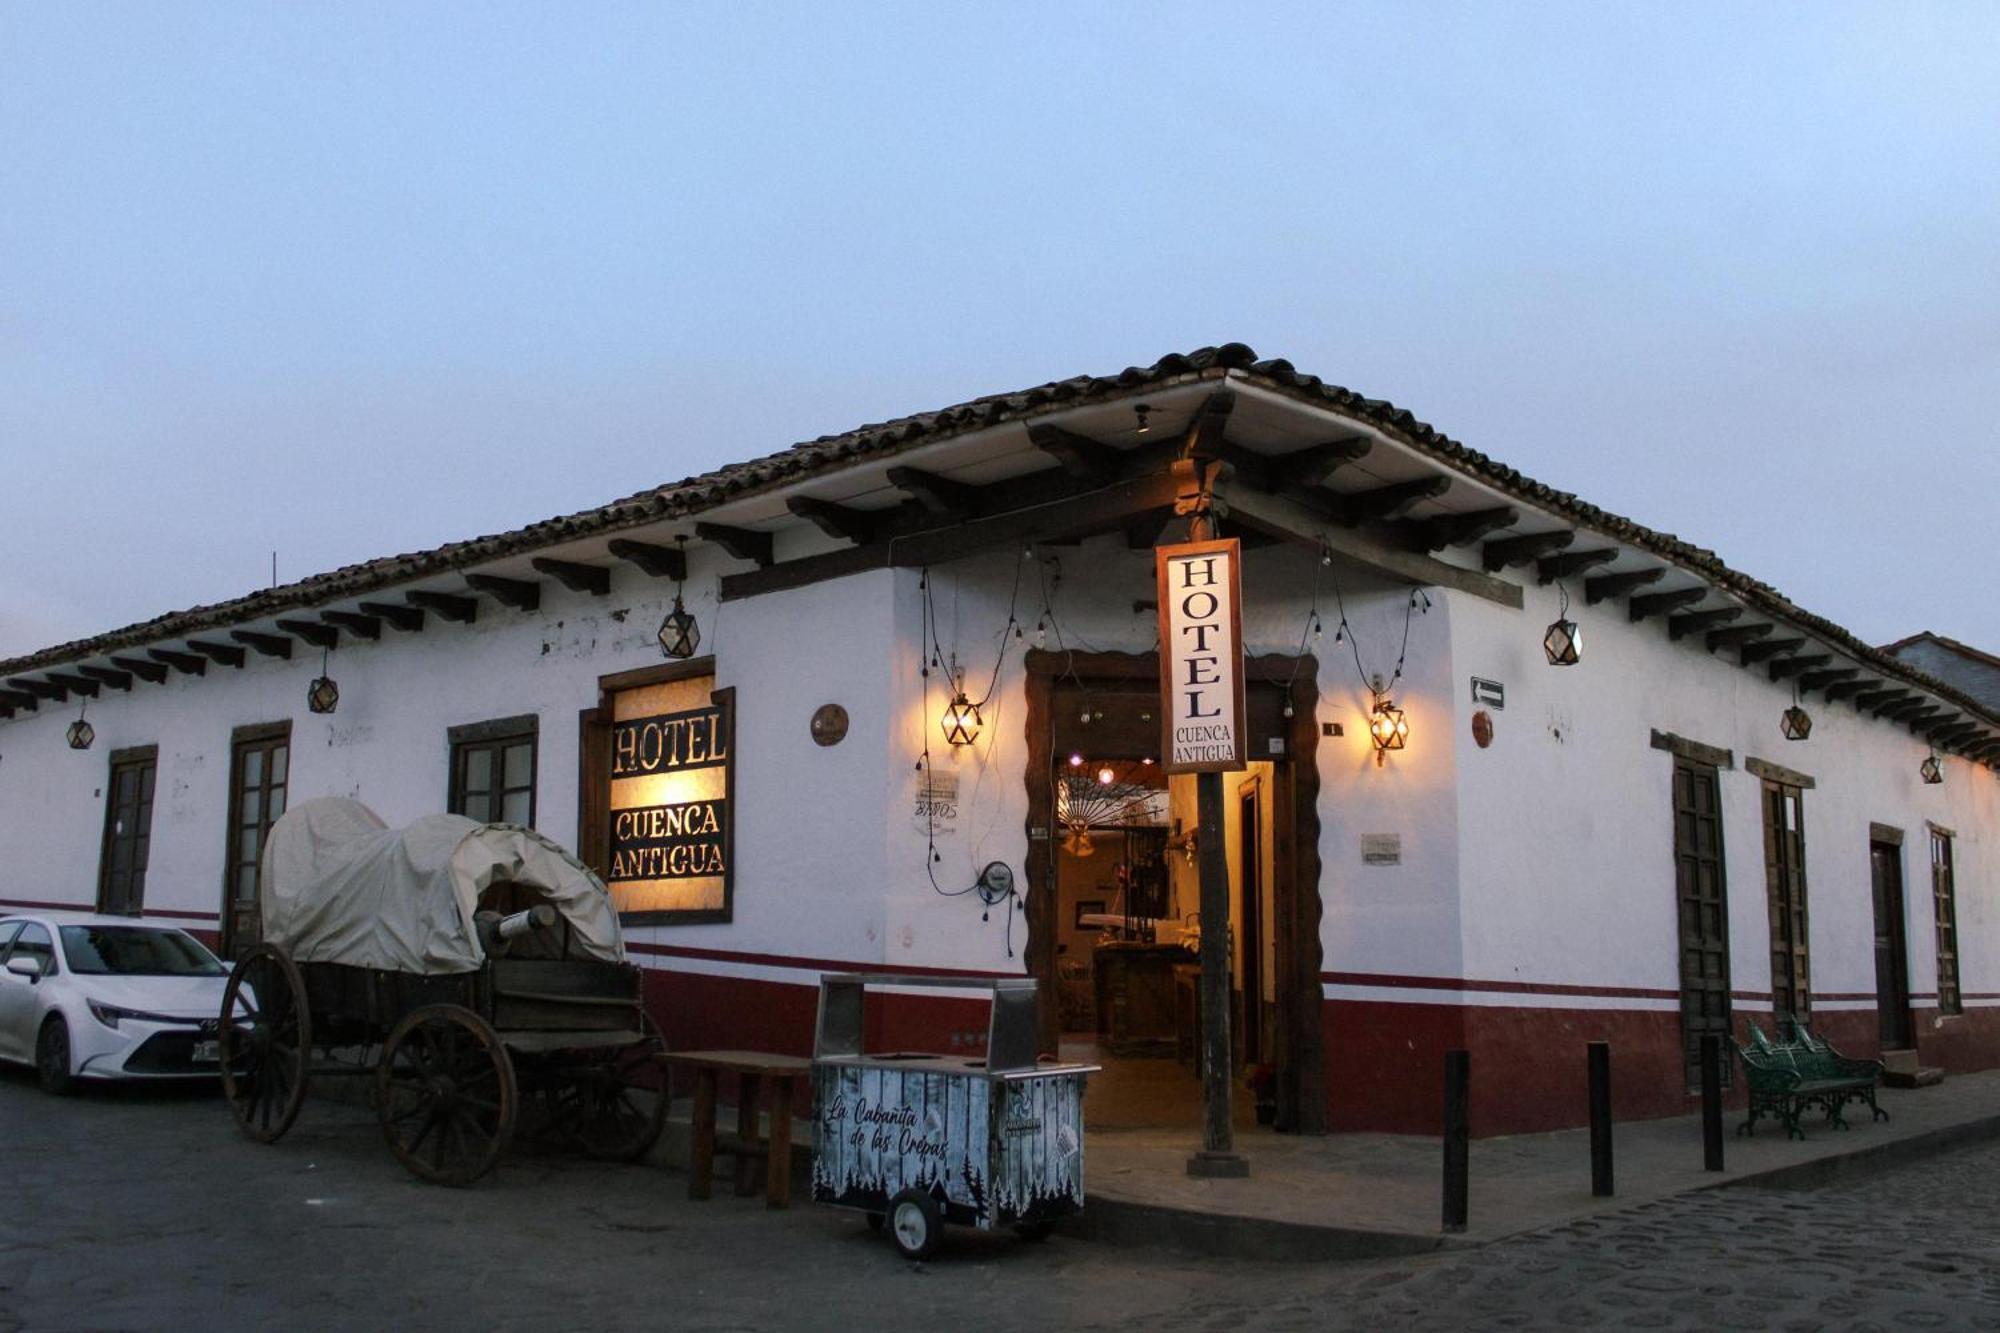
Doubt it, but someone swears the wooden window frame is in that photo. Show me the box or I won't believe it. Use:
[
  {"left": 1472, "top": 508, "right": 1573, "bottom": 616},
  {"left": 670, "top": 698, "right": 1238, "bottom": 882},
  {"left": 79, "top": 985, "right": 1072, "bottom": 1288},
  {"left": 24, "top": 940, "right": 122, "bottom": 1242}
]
[
  {"left": 221, "top": 722, "right": 291, "bottom": 957},
  {"left": 1932, "top": 828, "right": 1962, "bottom": 1017},
  {"left": 447, "top": 713, "right": 541, "bottom": 828},
  {"left": 96, "top": 744, "right": 159, "bottom": 917},
  {"left": 1760, "top": 778, "right": 1811, "bottom": 1023},
  {"left": 1672, "top": 755, "right": 1733, "bottom": 1090}
]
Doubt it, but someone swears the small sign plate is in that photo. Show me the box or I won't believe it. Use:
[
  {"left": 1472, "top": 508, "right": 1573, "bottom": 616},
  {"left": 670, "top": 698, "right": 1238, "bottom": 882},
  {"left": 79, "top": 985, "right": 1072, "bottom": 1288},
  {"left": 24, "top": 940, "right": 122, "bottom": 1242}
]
[{"left": 1470, "top": 677, "right": 1505, "bottom": 709}]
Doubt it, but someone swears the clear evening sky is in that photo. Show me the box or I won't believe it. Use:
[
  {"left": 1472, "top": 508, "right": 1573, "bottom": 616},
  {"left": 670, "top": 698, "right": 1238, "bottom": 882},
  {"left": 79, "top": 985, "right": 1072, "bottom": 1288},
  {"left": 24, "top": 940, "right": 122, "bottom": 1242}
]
[{"left": 2, "top": 5, "right": 1995, "bottom": 660}]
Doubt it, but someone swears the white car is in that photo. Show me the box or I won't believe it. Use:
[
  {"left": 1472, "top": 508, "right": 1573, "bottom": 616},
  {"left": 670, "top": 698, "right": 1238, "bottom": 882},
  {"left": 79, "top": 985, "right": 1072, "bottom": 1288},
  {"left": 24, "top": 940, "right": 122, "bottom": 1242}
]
[{"left": 0, "top": 912, "right": 234, "bottom": 1093}]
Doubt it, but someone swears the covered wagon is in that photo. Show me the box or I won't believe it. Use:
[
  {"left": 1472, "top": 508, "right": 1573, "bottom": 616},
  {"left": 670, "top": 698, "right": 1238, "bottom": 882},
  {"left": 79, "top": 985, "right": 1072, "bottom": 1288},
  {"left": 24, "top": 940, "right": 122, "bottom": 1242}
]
[{"left": 219, "top": 798, "right": 665, "bottom": 1184}]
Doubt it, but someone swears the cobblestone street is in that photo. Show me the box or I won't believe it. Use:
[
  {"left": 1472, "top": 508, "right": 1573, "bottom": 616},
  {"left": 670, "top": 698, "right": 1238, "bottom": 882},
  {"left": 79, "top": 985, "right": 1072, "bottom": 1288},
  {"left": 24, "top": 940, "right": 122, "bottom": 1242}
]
[{"left": 3, "top": 1070, "right": 1997, "bottom": 1331}]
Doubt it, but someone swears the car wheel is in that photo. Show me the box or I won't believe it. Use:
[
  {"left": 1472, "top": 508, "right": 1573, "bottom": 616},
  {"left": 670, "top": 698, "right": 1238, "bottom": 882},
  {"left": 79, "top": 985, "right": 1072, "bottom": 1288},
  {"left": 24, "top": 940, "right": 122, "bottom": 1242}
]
[{"left": 36, "top": 1016, "right": 75, "bottom": 1095}]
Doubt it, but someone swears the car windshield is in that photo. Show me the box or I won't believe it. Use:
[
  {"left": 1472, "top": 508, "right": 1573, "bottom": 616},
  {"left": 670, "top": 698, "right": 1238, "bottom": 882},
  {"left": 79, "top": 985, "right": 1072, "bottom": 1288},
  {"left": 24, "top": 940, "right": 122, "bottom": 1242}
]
[{"left": 58, "top": 926, "right": 226, "bottom": 977}]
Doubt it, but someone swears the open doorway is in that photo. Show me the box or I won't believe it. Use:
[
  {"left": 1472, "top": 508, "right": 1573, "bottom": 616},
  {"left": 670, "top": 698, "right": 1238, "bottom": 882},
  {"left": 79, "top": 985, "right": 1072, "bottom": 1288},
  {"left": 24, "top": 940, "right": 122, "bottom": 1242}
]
[{"left": 1023, "top": 651, "right": 1326, "bottom": 1135}]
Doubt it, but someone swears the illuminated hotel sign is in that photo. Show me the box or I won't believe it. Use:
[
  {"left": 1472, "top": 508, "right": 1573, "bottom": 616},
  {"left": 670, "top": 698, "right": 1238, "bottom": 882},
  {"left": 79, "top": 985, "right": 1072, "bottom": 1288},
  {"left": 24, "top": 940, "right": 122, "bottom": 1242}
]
[
  {"left": 606, "top": 672, "right": 734, "bottom": 922},
  {"left": 1156, "top": 537, "right": 1247, "bottom": 774}
]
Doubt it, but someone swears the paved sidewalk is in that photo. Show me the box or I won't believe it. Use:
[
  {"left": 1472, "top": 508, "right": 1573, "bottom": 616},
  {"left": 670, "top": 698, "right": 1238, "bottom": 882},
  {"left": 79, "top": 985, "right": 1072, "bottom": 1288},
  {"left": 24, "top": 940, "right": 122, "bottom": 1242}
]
[{"left": 1076, "top": 1069, "right": 2000, "bottom": 1254}]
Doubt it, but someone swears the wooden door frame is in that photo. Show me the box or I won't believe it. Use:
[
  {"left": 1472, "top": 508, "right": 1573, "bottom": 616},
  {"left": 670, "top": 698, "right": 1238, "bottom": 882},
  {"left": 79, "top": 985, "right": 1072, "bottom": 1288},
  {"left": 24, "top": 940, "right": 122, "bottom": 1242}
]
[
  {"left": 1869, "top": 839, "right": 1914, "bottom": 1050},
  {"left": 1237, "top": 773, "right": 1264, "bottom": 1065},
  {"left": 1022, "top": 648, "right": 1327, "bottom": 1133},
  {"left": 96, "top": 744, "right": 158, "bottom": 918}
]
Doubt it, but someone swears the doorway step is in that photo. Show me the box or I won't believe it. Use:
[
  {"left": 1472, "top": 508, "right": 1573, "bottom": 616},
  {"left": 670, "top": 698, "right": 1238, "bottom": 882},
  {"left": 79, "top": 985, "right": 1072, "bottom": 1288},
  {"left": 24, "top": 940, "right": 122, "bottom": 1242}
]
[{"left": 1881, "top": 1048, "right": 1945, "bottom": 1088}]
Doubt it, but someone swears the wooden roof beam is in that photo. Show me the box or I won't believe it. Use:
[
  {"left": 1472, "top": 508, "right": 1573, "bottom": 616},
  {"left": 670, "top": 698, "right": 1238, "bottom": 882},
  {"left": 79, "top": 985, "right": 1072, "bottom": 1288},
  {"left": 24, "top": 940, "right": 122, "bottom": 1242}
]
[
  {"left": 1629, "top": 587, "right": 1707, "bottom": 622},
  {"left": 1586, "top": 567, "right": 1664, "bottom": 605},
  {"left": 1820, "top": 678, "right": 1875, "bottom": 702},
  {"left": 1539, "top": 548, "right": 1617, "bottom": 584},
  {"left": 359, "top": 603, "right": 427, "bottom": 633},
  {"left": 1401, "top": 507, "right": 1518, "bottom": 554},
  {"left": 187, "top": 640, "right": 246, "bottom": 669},
  {"left": 43, "top": 672, "right": 100, "bottom": 698},
  {"left": 276, "top": 619, "right": 339, "bottom": 650},
  {"left": 1878, "top": 698, "right": 1934, "bottom": 721},
  {"left": 1798, "top": 667, "right": 1859, "bottom": 692},
  {"left": 1326, "top": 475, "right": 1452, "bottom": 525},
  {"left": 530, "top": 558, "right": 611, "bottom": 597},
  {"left": 1768, "top": 654, "right": 1830, "bottom": 681},
  {"left": 1276, "top": 436, "right": 1373, "bottom": 489},
  {"left": 1029, "top": 424, "right": 1121, "bottom": 482},
  {"left": 695, "top": 522, "right": 775, "bottom": 569},
  {"left": 1669, "top": 607, "right": 1743, "bottom": 641},
  {"left": 885, "top": 466, "right": 979, "bottom": 520},
  {"left": 406, "top": 590, "right": 479, "bottom": 623},
  {"left": 606, "top": 539, "right": 687, "bottom": 582},
  {"left": 1737, "top": 637, "right": 1806, "bottom": 665},
  {"left": 77, "top": 666, "right": 133, "bottom": 692},
  {"left": 1482, "top": 529, "right": 1574, "bottom": 572},
  {"left": 110, "top": 656, "right": 169, "bottom": 685},
  {"left": 229, "top": 630, "right": 292, "bottom": 660},
  {"left": 785, "top": 496, "right": 879, "bottom": 545},
  {"left": 1852, "top": 688, "right": 1914, "bottom": 712},
  {"left": 0, "top": 690, "right": 33, "bottom": 712},
  {"left": 463, "top": 575, "right": 539, "bottom": 613},
  {"left": 1706, "top": 623, "right": 1774, "bottom": 652},
  {"left": 147, "top": 647, "right": 207, "bottom": 676}
]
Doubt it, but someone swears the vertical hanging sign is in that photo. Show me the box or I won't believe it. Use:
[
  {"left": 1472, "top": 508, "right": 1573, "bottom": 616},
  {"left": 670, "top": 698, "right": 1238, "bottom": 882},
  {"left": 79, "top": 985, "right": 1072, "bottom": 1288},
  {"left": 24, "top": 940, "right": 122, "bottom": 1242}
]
[{"left": 1156, "top": 537, "right": 1247, "bottom": 774}]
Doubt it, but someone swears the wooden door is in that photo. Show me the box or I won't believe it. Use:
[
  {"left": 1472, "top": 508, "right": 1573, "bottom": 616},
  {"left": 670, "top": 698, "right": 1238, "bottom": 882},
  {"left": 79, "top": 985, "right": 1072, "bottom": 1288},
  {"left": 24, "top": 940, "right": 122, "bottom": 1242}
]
[
  {"left": 96, "top": 752, "right": 156, "bottom": 916},
  {"left": 1237, "top": 781, "right": 1263, "bottom": 1063},
  {"left": 1673, "top": 760, "right": 1732, "bottom": 1087},
  {"left": 222, "top": 728, "right": 290, "bottom": 958},
  {"left": 1869, "top": 841, "right": 1913, "bottom": 1050},
  {"left": 1762, "top": 782, "right": 1810, "bottom": 1023}
]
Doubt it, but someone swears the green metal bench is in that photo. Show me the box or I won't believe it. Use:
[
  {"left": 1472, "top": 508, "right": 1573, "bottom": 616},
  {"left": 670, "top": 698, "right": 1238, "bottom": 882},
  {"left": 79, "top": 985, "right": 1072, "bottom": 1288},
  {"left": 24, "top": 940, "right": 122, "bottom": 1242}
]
[{"left": 1735, "top": 1021, "right": 1888, "bottom": 1140}]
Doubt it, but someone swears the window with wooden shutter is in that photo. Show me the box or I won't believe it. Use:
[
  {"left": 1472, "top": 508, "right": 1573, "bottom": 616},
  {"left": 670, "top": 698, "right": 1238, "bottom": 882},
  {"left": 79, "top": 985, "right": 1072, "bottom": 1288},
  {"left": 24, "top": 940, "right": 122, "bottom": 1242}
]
[
  {"left": 1762, "top": 781, "right": 1810, "bottom": 1025},
  {"left": 1932, "top": 830, "right": 1962, "bottom": 1017}
]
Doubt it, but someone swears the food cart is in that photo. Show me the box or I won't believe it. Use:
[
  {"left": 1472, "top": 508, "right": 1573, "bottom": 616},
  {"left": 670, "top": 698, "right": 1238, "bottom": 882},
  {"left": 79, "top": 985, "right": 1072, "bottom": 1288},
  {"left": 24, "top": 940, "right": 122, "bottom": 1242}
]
[{"left": 811, "top": 973, "right": 1098, "bottom": 1260}]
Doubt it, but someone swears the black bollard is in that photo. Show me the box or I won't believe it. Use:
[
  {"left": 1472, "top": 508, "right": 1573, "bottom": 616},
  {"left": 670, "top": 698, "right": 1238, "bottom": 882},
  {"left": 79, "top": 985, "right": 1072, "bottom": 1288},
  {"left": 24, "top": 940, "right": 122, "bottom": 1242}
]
[
  {"left": 1442, "top": 1049, "right": 1470, "bottom": 1233},
  {"left": 1700, "top": 1033, "right": 1724, "bottom": 1171},
  {"left": 1588, "top": 1041, "right": 1613, "bottom": 1197}
]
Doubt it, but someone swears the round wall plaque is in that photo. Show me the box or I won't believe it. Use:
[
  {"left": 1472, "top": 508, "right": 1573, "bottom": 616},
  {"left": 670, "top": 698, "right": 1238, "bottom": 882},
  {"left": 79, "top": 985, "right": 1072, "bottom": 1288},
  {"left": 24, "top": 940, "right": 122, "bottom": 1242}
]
[{"left": 809, "top": 703, "right": 849, "bottom": 747}]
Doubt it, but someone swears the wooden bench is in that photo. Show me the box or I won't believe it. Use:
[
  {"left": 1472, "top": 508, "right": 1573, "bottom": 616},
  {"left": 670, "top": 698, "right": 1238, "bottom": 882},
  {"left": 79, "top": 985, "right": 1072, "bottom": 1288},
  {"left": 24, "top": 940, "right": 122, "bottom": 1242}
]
[
  {"left": 663, "top": 1050, "right": 812, "bottom": 1209},
  {"left": 1736, "top": 1023, "right": 1888, "bottom": 1140}
]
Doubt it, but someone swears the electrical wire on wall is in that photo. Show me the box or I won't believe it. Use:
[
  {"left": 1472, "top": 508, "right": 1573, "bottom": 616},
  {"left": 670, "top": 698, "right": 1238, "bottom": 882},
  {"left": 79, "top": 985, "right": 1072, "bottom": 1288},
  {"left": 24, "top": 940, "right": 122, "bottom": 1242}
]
[{"left": 1314, "top": 535, "right": 1430, "bottom": 702}]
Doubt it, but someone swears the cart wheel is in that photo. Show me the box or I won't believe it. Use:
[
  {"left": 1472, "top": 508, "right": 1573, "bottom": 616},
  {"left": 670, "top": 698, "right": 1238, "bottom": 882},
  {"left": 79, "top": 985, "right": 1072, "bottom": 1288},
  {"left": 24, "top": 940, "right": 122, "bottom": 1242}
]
[
  {"left": 888, "top": 1188, "right": 943, "bottom": 1261},
  {"left": 377, "top": 1004, "right": 517, "bottom": 1186},
  {"left": 219, "top": 944, "right": 311, "bottom": 1144},
  {"left": 1012, "top": 1220, "right": 1053, "bottom": 1243},
  {"left": 559, "top": 1013, "right": 670, "bottom": 1162}
]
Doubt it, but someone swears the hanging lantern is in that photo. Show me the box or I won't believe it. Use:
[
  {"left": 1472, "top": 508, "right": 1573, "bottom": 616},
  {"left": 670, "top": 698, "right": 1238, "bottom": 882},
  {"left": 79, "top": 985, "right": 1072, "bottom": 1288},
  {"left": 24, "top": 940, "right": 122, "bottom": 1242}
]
[
  {"left": 657, "top": 594, "right": 701, "bottom": 660},
  {"left": 1096, "top": 765, "right": 1115, "bottom": 786},
  {"left": 65, "top": 702, "right": 94, "bottom": 752},
  {"left": 1063, "top": 826, "right": 1096, "bottom": 858},
  {"left": 1543, "top": 585, "right": 1582, "bottom": 667},
  {"left": 1369, "top": 697, "right": 1408, "bottom": 762},
  {"left": 1921, "top": 752, "right": 1944, "bottom": 785},
  {"left": 1780, "top": 703, "right": 1812, "bottom": 742},
  {"left": 940, "top": 690, "right": 981, "bottom": 747},
  {"left": 306, "top": 646, "right": 339, "bottom": 715}
]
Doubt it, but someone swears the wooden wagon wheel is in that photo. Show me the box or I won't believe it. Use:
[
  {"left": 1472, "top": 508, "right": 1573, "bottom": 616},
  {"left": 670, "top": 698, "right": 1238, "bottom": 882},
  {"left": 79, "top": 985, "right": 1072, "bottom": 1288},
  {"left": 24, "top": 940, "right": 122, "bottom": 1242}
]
[
  {"left": 548, "top": 1013, "right": 670, "bottom": 1162},
  {"left": 377, "top": 1004, "right": 518, "bottom": 1186},
  {"left": 218, "top": 943, "right": 312, "bottom": 1144}
]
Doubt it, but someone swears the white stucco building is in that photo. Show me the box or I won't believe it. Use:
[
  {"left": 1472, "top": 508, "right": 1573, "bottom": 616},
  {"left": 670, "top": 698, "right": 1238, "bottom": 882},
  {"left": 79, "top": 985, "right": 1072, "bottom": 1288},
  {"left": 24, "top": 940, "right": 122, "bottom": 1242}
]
[{"left": 3, "top": 344, "right": 1994, "bottom": 1136}]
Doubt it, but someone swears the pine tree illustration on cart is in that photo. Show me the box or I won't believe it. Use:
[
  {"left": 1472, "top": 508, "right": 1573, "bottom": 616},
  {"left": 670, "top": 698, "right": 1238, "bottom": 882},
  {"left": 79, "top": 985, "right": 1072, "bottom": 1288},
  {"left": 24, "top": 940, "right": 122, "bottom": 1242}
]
[{"left": 812, "top": 1061, "right": 1086, "bottom": 1228}]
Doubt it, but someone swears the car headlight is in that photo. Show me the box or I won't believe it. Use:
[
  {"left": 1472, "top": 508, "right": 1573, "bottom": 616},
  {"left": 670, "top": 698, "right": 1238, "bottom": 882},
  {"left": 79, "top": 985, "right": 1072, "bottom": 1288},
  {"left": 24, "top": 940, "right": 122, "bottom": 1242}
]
[{"left": 87, "top": 1000, "right": 176, "bottom": 1031}]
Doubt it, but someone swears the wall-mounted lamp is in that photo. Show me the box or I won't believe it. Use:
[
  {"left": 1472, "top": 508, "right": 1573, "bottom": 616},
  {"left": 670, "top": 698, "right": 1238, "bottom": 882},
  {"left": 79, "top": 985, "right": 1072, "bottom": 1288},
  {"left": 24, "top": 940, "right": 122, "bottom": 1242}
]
[
  {"left": 1780, "top": 686, "right": 1812, "bottom": 742},
  {"left": 306, "top": 647, "right": 339, "bottom": 715},
  {"left": 1368, "top": 697, "right": 1408, "bottom": 765},
  {"left": 1543, "top": 584, "right": 1582, "bottom": 667},
  {"left": 940, "top": 690, "right": 982, "bottom": 748},
  {"left": 657, "top": 536, "right": 701, "bottom": 660},
  {"left": 1921, "top": 751, "right": 1944, "bottom": 785},
  {"left": 66, "top": 698, "right": 94, "bottom": 751}
]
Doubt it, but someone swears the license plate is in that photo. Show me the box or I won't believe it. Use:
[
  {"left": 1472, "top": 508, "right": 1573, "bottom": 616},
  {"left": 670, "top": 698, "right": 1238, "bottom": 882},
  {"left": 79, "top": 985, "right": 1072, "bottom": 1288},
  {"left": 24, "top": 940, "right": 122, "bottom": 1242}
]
[{"left": 192, "top": 1040, "right": 219, "bottom": 1064}]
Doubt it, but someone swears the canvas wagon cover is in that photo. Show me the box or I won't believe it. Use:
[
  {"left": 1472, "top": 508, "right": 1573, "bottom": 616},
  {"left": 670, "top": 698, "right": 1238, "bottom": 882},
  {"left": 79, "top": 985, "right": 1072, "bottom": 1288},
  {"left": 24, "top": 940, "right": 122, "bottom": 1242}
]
[{"left": 258, "top": 797, "right": 624, "bottom": 973}]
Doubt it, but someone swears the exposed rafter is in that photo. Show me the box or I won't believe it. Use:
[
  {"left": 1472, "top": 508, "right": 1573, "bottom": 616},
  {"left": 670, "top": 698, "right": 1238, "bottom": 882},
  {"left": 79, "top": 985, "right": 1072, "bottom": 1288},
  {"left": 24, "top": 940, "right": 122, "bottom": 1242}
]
[
  {"left": 1538, "top": 548, "right": 1617, "bottom": 584},
  {"left": 110, "top": 656, "right": 169, "bottom": 685},
  {"left": 0, "top": 690, "right": 33, "bottom": 712},
  {"left": 1401, "top": 507, "right": 1518, "bottom": 554},
  {"left": 463, "top": 575, "right": 539, "bottom": 613},
  {"left": 1798, "top": 667, "right": 1859, "bottom": 692},
  {"left": 1028, "top": 424, "right": 1121, "bottom": 481},
  {"left": 1124, "top": 509, "right": 1175, "bottom": 550},
  {"left": 885, "top": 466, "right": 978, "bottom": 519},
  {"left": 1275, "top": 436, "right": 1373, "bottom": 489},
  {"left": 229, "top": 630, "right": 293, "bottom": 660},
  {"left": 276, "top": 619, "right": 339, "bottom": 650},
  {"left": 785, "top": 496, "right": 879, "bottom": 545},
  {"left": 187, "top": 640, "right": 246, "bottom": 669},
  {"left": 1768, "top": 654, "right": 1831, "bottom": 681},
  {"left": 695, "top": 522, "right": 775, "bottom": 569},
  {"left": 1325, "top": 475, "right": 1452, "bottom": 525},
  {"left": 1482, "top": 529, "right": 1574, "bottom": 572},
  {"left": 357, "top": 603, "right": 425, "bottom": 633},
  {"left": 530, "top": 558, "right": 612, "bottom": 597},
  {"left": 147, "top": 648, "right": 207, "bottom": 676},
  {"left": 1737, "top": 637, "right": 1806, "bottom": 665},
  {"left": 14, "top": 678, "right": 66, "bottom": 701},
  {"left": 1706, "top": 623, "right": 1774, "bottom": 652},
  {"left": 1585, "top": 567, "right": 1664, "bottom": 605},
  {"left": 606, "top": 539, "right": 687, "bottom": 582},
  {"left": 1821, "top": 678, "right": 1875, "bottom": 702},
  {"left": 77, "top": 666, "right": 132, "bottom": 692},
  {"left": 1875, "top": 695, "right": 1931, "bottom": 719},
  {"left": 406, "top": 591, "right": 478, "bottom": 623},
  {"left": 1851, "top": 688, "right": 1914, "bottom": 712},
  {"left": 1629, "top": 588, "right": 1706, "bottom": 622},
  {"left": 1668, "top": 608, "right": 1743, "bottom": 641},
  {"left": 44, "top": 673, "right": 98, "bottom": 698}
]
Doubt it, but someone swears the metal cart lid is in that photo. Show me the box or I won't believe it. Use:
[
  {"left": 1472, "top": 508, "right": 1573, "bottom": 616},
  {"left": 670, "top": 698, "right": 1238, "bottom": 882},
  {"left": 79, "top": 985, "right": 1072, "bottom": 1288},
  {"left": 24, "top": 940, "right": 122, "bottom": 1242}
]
[{"left": 815, "top": 973, "right": 1047, "bottom": 1074}]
